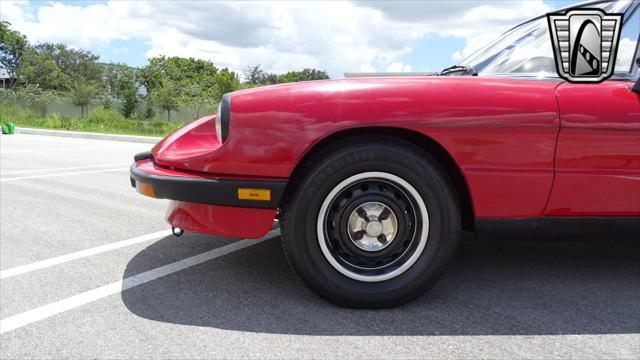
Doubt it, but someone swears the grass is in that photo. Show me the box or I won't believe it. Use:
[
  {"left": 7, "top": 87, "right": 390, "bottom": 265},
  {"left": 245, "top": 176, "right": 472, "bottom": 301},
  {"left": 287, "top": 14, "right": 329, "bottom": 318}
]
[
  {"left": 1, "top": 105, "right": 184, "bottom": 137},
  {"left": 11, "top": 117, "right": 183, "bottom": 137}
]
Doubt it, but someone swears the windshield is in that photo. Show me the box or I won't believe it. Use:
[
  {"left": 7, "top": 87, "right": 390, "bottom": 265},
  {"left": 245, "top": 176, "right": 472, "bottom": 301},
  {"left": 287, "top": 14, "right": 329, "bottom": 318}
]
[
  {"left": 459, "top": 18, "right": 554, "bottom": 76},
  {"left": 458, "top": 1, "right": 634, "bottom": 77}
]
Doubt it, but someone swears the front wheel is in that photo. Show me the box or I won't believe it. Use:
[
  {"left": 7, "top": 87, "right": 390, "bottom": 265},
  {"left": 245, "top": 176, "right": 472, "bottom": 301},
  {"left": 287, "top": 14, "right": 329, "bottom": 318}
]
[{"left": 281, "top": 137, "right": 461, "bottom": 308}]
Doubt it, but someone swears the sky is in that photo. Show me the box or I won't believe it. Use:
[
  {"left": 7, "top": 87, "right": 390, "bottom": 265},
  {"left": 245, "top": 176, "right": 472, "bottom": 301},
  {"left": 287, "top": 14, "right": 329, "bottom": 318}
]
[{"left": 0, "top": 0, "right": 580, "bottom": 78}]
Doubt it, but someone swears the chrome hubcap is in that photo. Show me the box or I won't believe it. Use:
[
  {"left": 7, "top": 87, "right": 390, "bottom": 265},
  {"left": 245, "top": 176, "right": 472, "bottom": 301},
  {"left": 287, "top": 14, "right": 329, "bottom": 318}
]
[{"left": 347, "top": 202, "right": 398, "bottom": 252}]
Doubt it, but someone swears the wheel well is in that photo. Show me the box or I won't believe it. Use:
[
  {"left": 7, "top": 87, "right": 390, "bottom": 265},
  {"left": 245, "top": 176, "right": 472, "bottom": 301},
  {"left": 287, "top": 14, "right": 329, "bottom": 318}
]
[{"left": 286, "top": 127, "right": 476, "bottom": 232}]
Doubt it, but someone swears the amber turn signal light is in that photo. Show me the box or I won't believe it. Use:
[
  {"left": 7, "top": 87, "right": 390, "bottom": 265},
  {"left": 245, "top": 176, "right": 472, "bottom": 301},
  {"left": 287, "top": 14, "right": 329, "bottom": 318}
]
[
  {"left": 136, "top": 182, "right": 156, "bottom": 198},
  {"left": 237, "top": 188, "right": 271, "bottom": 201}
]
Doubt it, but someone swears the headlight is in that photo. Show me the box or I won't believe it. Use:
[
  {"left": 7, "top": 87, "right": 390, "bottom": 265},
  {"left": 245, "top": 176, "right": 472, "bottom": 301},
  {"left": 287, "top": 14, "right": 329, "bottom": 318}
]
[
  {"left": 215, "top": 93, "right": 231, "bottom": 143},
  {"left": 215, "top": 102, "right": 222, "bottom": 140}
]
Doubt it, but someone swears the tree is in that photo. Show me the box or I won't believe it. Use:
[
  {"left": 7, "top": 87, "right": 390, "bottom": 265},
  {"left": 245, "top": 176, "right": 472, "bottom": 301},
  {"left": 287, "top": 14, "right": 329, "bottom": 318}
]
[
  {"left": 17, "top": 47, "right": 72, "bottom": 91},
  {"left": 242, "top": 65, "right": 265, "bottom": 85},
  {"left": 101, "top": 63, "right": 140, "bottom": 118},
  {"left": 142, "top": 56, "right": 239, "bottom": 115},
  {"left": 242, "top": 65, "right": 281, "bottom": 86},
  {"left": 15, "top": 85, "right": 57, "bottom": 117},
  {"left": 35, "top": 43, "right": 102, "bottom": 84},
  {"left": 142, "top": 56, "right": 219, "bottom": 95},
  {"left": 0, "top": 21, "right": 28, "bottom": 84},
  {"left": 279, "top": 68, "right": 329, "bottom": 83},
  {"left": 152, "top": 81, "right": 179, "bottom": 121},
  {"left": 70, "top": 81, "right": 97, "bottom": 118},
  {"left": 98, "top": 91, "right": 114, "bottom": 110},
  {"left": 214, "top": 69, "right": 241, "bottom": 98},
  {"left": 142, "top": 98, "right": 155, "bottom": 120},
  {"left": 120, "top": 86, "right": 138, "bottom": 118},
  {"left": 182, "top": 83, "right": 210, "bottom": 120},
  {"left": 242, "top": 65, "right": 330, "bottom": 86}
]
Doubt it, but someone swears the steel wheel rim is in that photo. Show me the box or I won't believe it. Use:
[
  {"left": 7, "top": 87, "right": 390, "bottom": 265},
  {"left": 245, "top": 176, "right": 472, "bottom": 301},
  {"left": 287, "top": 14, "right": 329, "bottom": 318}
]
[{"left": 317, "top": 172, "right": 430, "bottom": 282}]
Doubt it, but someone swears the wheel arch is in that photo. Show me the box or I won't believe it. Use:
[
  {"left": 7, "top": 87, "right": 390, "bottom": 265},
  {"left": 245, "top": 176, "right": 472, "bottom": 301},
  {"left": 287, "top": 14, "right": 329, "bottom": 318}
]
[{"left": 284, "top": 126, "right": 476, "bottom": 232}]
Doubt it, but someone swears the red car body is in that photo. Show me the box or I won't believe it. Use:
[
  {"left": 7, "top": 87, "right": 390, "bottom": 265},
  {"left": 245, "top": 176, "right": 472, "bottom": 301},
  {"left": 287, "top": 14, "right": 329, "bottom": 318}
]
[
  {"left": 131, "top": 0, "right": 639, "bottom": 243},
  {"left": 129, "top": 0, "right": 639, "bottom": 307},
  {"left": 132, "top": 76, "right": 639, "bottom": 239}
]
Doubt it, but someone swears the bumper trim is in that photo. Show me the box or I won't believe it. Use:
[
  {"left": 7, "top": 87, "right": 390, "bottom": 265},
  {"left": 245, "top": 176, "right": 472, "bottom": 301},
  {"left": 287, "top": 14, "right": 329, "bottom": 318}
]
[
  {"left": 130, "top": 163, "right": 287, "bottom": 209},
  {"left": 133, "top": 151, "right": 152, "bottom": 162}
]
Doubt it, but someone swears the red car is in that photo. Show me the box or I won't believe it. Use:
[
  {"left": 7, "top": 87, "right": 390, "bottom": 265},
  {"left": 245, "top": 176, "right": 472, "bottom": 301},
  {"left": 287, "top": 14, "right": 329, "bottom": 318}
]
[{"left": 132, "top": 0, "right": 640, "bottom": 307}]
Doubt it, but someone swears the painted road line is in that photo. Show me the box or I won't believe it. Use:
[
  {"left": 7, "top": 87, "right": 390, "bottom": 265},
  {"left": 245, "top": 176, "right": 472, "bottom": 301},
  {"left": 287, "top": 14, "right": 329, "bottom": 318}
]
[
  {"left": 0, "top": 167, "right": 129, "bottom": 182},
  {"left": 0, "top": 147, "right": 83, "bottom": 153},
  {"left": 0, "top": 147, "right": 128, "bottom": 154},
  {"left": 1, "top": 163, "right": 130, "bottom": 175},
  {"left": 0, "top": 230, "right": 278, "bottom": 334},
  {"left": 0, "top": 230, "right": 172, "bottom": 279}
]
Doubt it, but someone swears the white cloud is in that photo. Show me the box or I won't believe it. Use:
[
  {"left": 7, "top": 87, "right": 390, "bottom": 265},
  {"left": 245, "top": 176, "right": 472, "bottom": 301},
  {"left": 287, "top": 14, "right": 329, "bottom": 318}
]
[
  {"left": 615, "top": 37, "right": 638, "bottom": 73},
  {"left": 386, "top": 62, "right": 412, "bottom": 72},
  {"left": 1, "top": 0, "right": 552, "bottom": 77},
  {"left": 1, "top": 1, "right": 147, "bottom": 48},
  {"left": 452, "top": 32, "right": 508, "bottom": 62},
  {"left": 359, "top": 64, "right": 376, "bottom": 72}
]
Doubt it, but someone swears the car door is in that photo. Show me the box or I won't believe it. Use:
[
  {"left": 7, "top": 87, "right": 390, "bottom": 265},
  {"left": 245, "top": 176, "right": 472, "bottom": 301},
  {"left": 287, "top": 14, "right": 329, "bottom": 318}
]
[{"left": 545, "top": 5, "right": 640, "bottom": 216}]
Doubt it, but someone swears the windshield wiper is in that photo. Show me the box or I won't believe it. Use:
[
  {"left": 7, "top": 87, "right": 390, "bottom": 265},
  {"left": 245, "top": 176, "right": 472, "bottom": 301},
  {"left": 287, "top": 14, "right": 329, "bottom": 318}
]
[{"left": 438, "top": 65, "right": 478, "bottom": 76}]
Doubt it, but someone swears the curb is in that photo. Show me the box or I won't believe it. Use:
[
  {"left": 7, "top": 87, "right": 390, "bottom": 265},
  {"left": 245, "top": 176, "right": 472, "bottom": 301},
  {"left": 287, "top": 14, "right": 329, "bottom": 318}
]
[{"left": 15, "top": 128, "right": 162, "bottom": 144}]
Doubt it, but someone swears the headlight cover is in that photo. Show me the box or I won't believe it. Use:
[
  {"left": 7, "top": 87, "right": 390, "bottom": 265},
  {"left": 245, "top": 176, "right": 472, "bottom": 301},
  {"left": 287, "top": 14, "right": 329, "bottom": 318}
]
[{"left": 215, "top": 93, "right": 231, "bottom": 142}]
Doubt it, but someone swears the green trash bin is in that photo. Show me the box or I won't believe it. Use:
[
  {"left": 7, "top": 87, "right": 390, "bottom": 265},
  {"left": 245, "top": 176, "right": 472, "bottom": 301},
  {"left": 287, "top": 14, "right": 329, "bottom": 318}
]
[{"left": 2, "top": 122, "right": 15, "bottom": 134}]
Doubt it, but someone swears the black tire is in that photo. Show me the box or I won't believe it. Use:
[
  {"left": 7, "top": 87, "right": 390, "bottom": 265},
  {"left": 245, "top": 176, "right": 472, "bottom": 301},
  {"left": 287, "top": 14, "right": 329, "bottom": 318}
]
[{"left": 280, "top": 136, "right": 461, "bottom": 308}]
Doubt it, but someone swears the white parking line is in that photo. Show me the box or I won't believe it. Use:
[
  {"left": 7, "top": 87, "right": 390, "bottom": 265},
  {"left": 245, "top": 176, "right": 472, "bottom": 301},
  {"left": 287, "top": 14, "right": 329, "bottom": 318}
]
[
  {"left": 0, "top": 230, "right": 278, "bottom": 334},
  {"left": 0, "top": 230, "right": 172, "bottom": 279},
  {"left": 0, "top": 147, "right": 82, "bottom": 153},
  {"left": 0, "top": 168, "right": 129, "bottom": 182},
  {"left": 0, "top": 146, "right": 130, "bottom": 154},
  {"left": 1, "top": 163, "right": 130, "bottom": 175}
]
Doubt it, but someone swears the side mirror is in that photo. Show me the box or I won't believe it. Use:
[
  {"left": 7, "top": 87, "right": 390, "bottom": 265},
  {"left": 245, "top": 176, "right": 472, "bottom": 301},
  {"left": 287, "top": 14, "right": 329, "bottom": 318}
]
[{"left": 631, "top": 57, "right": 640, "bottom": 94}]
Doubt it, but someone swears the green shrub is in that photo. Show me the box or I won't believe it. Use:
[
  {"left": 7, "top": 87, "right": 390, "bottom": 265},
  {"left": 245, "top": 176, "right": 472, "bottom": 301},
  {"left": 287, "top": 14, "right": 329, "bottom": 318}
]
[
  {"left": 43, "top": 114, "right": 79, "bottom": 130},
  {"left": 0, "top": 102, "right": 35, "bottom": 122},
  {"left": 87, "top": 107, "right": 125, "bottom": 126},
  {"left": 3, "top": 103, "right": 183, "bottom": 136}
]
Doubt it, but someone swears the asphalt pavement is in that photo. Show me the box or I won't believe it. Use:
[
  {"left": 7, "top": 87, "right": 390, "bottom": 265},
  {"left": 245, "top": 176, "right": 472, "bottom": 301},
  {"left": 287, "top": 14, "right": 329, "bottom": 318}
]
[{"left": 1, "top": 133, "right": 638, "bottom": 359}]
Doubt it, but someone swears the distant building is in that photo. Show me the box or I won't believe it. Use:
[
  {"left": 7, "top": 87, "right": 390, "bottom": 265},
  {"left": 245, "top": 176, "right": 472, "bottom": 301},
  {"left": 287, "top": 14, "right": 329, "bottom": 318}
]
[{"left": 0, "top": 69, "right": 16, "bottom": 89}]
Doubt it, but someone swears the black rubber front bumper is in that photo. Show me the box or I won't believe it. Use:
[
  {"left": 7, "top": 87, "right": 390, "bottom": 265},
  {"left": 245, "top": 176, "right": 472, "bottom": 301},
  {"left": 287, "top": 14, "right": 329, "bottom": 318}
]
[{"left": 130, "top": 154, "right": 286, "bottom": 209}]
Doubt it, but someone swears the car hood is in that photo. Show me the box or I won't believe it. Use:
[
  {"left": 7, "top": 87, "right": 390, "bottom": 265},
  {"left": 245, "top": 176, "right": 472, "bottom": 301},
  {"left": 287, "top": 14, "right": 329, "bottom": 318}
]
[{"left": 228, "top": 76, "right": 560, "bottom": 127}]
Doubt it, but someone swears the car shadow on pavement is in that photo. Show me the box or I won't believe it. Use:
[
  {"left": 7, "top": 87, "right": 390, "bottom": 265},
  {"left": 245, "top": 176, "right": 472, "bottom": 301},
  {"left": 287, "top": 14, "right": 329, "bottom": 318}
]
[{"left": 121, "top": 233, "right": 640, "bottom": 336}]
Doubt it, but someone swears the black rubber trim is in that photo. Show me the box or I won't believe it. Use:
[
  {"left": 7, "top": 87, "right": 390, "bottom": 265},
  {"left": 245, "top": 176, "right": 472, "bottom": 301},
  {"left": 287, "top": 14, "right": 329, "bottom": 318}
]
[
  {"left": 219, "top": 93, "right": 231, "bottom": 142},
  {"left": 134, "top": 151, "right": 152, "bottom": 162},
  {"left": 476, "top": 217, "right": 640, "bottom": 242},
  {"left": 130, "top": 163, "right": 286, "bottom": 209}
]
